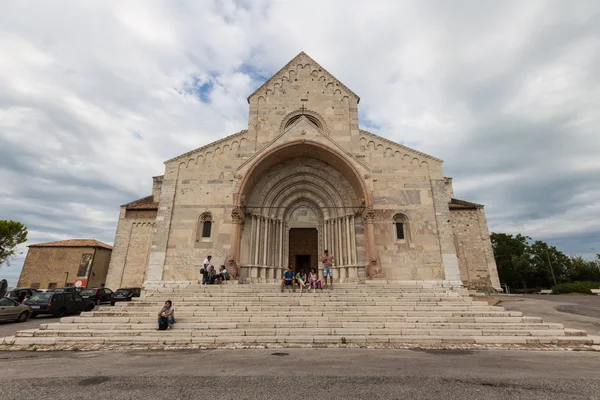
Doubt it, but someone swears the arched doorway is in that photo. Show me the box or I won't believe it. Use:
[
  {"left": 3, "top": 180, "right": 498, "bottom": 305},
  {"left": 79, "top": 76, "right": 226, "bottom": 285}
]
[{"left": 231, "top": 140, "right": 378, "bottom": 282}]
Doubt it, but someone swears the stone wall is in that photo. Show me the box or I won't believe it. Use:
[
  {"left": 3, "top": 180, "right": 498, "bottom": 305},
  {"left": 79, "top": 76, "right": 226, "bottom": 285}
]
[
  {"left": 87, "top": 248, "right": 112, "bottom": 288},
  {"left": 105, "top": 207, "right": 156, "bottom": 289},
  {"left": 451, "top": 209, "right": 501, "bottom": 290}
]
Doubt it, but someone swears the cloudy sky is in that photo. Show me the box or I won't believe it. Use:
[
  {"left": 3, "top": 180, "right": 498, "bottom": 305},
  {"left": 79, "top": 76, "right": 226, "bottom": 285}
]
[{"left": 1, "top": 1, "right": 599, "bottom": 286}]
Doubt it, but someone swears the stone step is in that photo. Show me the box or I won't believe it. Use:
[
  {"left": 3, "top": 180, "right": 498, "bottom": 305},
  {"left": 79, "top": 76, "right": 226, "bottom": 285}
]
[
  {"left": 60, "top": 315, "right": 541, "bottom": 325},
  {"left": 39, "top": 322, "right": 565, "bottom": 331},
  {"left": 21, "top": 328, "right": 577, "bottom": 338},
  {"left": 11, "top": 335, "right": 600, "bottom": 346},
  {"left": 85, "top": 310, "right": 511, "bottom": 319}
]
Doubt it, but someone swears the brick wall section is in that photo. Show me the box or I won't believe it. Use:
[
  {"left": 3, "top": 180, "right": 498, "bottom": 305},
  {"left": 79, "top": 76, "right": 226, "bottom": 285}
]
[
  {"left": 451, "top": 209, "right": 501, "bottom": 290},
  {"left": 18, "top": 246, "right": 110, "bottom": 289}
]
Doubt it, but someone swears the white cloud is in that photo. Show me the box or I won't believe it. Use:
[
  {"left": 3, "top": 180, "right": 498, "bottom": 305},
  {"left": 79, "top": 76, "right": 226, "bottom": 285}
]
[{"left": 1, "top": 0, "right": 599, "bottom": 286}]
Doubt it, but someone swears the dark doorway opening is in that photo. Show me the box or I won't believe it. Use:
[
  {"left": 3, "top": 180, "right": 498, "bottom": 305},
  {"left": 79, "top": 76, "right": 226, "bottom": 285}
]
[
  {"left": 295, "top": 255, "right": 311, "bottom": 274},
  {"left": 288, "top": 228, "right": 318, "bottom": 273}
]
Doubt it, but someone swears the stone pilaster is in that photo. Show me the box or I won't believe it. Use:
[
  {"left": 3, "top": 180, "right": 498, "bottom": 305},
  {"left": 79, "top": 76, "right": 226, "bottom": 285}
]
[{"left": 430, "top": 179, "right": 461, "bottom": 283}]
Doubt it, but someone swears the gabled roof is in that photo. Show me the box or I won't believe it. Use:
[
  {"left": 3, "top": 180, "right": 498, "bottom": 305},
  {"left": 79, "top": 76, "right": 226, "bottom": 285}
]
[
  {"left": 449, "top": 198, "right": 484, "bottom": 210},
  {"left": 28, "top": 239, "right": 112, "bottom": 250},
  {"left": 165, "top": 129, "right": 248, "bottom": 163},
  {"left": 359, "top": 129, "right": 443, "bottom": 163},
  {"left": 247, "top": 51, "right": 360, "bottom": 103},
  {"left": 122, "top": 195, "right": 158, "bottom": 210}
]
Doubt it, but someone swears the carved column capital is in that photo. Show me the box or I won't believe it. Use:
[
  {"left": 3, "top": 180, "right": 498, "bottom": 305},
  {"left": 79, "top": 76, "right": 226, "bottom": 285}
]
[
  {"left": 231, "top": 206, "right": 244, "bottom": 224},
  {"left": 362, "top": 205, "right": 375, "bottom": 223}
]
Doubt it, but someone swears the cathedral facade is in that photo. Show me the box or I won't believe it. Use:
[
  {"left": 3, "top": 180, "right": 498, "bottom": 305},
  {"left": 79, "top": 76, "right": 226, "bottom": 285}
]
[{"left": 105, "top": 52, "right": 500, "bottom": 291}]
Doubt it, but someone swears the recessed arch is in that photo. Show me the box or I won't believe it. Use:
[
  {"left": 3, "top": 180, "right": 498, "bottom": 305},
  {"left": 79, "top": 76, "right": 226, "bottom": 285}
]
[{"left": 237, "top": 140, "right": 370, "bottom": 208}]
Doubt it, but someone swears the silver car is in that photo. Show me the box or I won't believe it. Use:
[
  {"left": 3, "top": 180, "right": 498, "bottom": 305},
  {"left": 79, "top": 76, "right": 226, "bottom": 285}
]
[{"left": 0, "top": 297, "right": 32, "bottom": 322}]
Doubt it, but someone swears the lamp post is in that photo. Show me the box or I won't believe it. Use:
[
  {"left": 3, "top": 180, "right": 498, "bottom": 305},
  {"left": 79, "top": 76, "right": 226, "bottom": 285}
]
[
  {"left": 64, "top": 272, "right": 69, "bottom": 287},
  {"left": 545, "top": 248, "right": 558, "bottom": 294}
]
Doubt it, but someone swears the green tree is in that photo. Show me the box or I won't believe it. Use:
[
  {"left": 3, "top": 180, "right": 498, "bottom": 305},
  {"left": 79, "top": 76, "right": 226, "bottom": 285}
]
[
  {"left": 566, "top": 255, "right": 600, "bottom": 282},
  {"left": 491, "top": 233, "right": 534, "bottom": 290},
  {"left": 0, "top": 220, "right": 28, "bottom": 266},
  {"left": 529, "top": 241, "right": 569, "bottom": 288}
]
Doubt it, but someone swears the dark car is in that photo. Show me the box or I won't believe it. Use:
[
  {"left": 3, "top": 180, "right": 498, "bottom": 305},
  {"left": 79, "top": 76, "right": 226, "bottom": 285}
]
[
  {"left": 80, "top": 288, "right": 113, "bottom": 305},
  {"left": 24, "top": 291, "right": 94, "bottom": 318},
  {"left": 110, "top": 288, "right": 141, "bottom": 306},
  {"left": 5, "top": 288, "right": 38, "bottom": 303}
]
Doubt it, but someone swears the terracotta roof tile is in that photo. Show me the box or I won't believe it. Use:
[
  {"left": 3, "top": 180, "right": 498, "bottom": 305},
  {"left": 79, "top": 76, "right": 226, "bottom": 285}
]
[
  {"left": 28, "top": 239, "right": 112, "bottom": 250},
  {"left": 449, "top": 198, "right": 484, "bottom": 210},
  {"left": 122, "top": 195, "right": 159, "bottom": 210}
]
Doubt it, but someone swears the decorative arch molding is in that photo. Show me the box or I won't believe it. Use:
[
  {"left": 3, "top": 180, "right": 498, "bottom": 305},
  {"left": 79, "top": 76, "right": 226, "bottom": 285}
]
[
  {"left": 279, "top": 109, "right": 329, "bottom": 134},
  {"left": 236, "top": 139, "right": 371, "bottom": 208}
]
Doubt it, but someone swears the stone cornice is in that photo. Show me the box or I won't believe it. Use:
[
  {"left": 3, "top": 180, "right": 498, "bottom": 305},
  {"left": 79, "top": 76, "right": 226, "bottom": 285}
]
[{"left": 359, "top": 129, "right": 443, "bottom": 163}]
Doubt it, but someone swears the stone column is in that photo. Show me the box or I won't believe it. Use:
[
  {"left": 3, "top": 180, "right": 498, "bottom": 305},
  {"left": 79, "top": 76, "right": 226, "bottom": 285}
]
[
  {"left": 337, "top": 217, "right": 344, "bottom": 267},
  {"left": 230, "top": 207, "right": 243, "bottom": 262},
  {"left": 249, "top": 215, "right": 256, "bottom": 264},
  {"left": 323, "top": 220, "right": 328, "bottom": 253},
  {"left": 350, "top": 215, "right": 357, "bottom": 265},
  {"left": 345, "top": 215, "right": 352, "bottom": 266},
  {"left": 363, "top": 206, "right": 384, "bottom": 279},
  {"left": 254, "top": 216, "right": 261, "bottom": 266}
]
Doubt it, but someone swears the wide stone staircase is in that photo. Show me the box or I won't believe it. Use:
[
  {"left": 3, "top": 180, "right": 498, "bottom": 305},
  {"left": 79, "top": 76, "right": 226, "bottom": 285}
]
[{"left": 6, "top": 281, "right": 600, "bottom": 349}]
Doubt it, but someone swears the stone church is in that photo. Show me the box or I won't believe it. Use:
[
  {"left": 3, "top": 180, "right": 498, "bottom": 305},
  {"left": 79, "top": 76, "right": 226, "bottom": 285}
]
[{"left": 105, "top": 52, "right": 500, "bottom": 291}]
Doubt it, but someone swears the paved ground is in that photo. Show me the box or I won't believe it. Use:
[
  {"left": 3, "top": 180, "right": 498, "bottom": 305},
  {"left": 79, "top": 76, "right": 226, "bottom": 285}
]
[
  {"left": 1, "top": 349, "right": 599, "bottom": 399},
  {"left": 0, "top": 315, "right": 56, "bottom": 337},
  {"left": 500, "top": 295, "right": 600, "bottom": 336}
]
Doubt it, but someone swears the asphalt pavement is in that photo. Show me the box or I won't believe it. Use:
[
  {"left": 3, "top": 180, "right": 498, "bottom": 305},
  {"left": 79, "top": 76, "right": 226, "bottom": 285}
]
[
  {"left": 0, "top": 314, "right": 56, "bottom": 337},
  {"left": 1, "top": 349, "right": 600, "bottom": 399},
  {"left": 500, "top": 294, "right": 600, "bottom": 336}
]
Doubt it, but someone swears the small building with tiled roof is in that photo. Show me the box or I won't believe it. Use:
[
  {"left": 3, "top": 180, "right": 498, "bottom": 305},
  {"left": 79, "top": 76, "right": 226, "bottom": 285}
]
[{"left": 18, "top": 239, "right": 113, "bottom": 290}]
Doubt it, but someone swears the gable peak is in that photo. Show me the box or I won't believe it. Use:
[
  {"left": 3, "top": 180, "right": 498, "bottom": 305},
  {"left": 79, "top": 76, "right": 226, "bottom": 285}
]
[{"left": 247, "top": 51, "right": 360, "bottom": 103}]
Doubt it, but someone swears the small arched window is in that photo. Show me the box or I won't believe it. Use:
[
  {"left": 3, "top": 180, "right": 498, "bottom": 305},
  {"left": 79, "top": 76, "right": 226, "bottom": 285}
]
[
  {"left": 197, "top": 212, "right": 213, "bottom": 241},
  {"left": 393, "top": 213, "right": 409, "bottom": 242}
]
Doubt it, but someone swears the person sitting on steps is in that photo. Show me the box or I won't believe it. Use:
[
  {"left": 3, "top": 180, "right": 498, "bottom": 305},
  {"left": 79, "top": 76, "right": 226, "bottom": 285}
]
[
  {"left": 281, "top": 266, "right": 296, "bottom": 292},
  {"left": 217, "top": 265, "right": 229, "bottom": 284},
  {"left": 295, "top": 269, "right": 308, "bottom": 293},
  {"left": 207, "top": 266, "right": 217, "bottom": 284},
  {"left": 158, "top": 300, "right": 175, "bottom": 330}
]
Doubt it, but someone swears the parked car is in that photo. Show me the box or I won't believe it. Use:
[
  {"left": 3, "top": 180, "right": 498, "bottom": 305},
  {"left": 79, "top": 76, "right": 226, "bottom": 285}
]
[
  {"left": 4, "top": 288, "right": 38, "bottom": 303},
  {"left": 24, "top": 291, "right": 94, "bottom": 318},
  {"left": 54, "top": 287, "right": 81, "bottom": 294},
  {"left": 79, "top": 287, "right": 114, "bottom": 305},
  {"left": 110, "top": 288, "right": 141, "bottom": 306},
  {"left": 0, "top": 297, "right": 32, "bottom": 322}
]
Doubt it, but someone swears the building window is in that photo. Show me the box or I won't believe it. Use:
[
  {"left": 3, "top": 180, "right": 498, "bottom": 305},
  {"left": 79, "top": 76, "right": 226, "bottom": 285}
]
[
  {"left": 197, "top": 212, "right": 213, "bottom": 241},
  {"left": 202, "top": 220, "right": 212, "bottom": 238},
  {"left": 395, "top": 222, "right": 405, "bottom": 240},
  {"left": 31, "top": 283, "right": 40, "bottom": 289},
  {"left": 48, "top": 282, "right": 57, "bottom": 289},
  {"left": 65, "top": 282, "right": 74, "bottom": 287},
  {"left": 392, "top": 213, "right": 410, "bottom": 243}
]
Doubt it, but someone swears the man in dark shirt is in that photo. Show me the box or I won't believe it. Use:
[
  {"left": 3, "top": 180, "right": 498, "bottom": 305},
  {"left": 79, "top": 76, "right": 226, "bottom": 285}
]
[{"left": 280, "top": 266, "right": 296, "bottom": 292}]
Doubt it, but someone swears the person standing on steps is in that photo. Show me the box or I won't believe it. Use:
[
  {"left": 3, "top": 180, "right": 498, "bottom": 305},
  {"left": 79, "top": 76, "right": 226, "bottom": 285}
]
[
  {"left": 321, "top": 249, "right": 335, "bottom": 289},
  {"left": 201, "top": 255, "right": 212, "bottom": 285}
]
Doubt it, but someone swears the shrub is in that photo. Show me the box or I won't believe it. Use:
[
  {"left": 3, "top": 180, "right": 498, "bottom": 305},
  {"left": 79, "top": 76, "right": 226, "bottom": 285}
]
[{"left": 553, "top": 281, "right": 600, "bottom": 294}]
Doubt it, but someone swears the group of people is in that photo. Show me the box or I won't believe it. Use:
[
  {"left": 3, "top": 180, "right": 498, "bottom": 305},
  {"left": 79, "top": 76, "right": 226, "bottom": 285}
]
[
  {"left": 199, "top": 255, "right": 230, "bottom": 285},
  {"left": 281, "top": 249, "right": 336, "bottom": 293},
  {"left": 158, "top": 250, "right": 335, "bottom": 330}
]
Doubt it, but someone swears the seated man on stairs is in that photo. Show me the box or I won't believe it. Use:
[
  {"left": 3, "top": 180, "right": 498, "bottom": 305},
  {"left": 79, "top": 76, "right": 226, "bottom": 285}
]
[{"left": 281, "top": 266, "right": 296, "bottom": 293}]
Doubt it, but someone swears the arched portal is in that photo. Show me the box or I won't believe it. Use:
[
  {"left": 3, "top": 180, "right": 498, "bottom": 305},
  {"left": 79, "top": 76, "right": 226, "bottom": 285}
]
[{"left": 232, "top": 140, "right": 376, "bottom": 282}]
